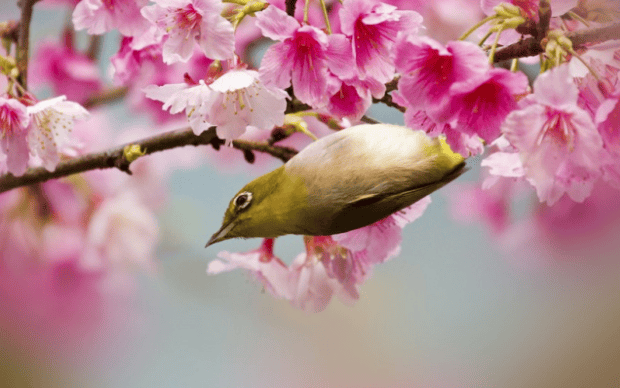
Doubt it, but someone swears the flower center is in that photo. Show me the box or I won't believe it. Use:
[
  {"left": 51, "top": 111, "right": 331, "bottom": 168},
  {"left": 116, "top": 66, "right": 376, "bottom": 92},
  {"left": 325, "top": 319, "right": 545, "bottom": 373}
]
[
  {"left": 539, "top": 109, "right": 576, "bottom": 151},
  {"left": 0, "top": 104, "right": 25, "bottom": 137},
  {"left": 174, "top": 4, "right": 202, "bottom": 32}
]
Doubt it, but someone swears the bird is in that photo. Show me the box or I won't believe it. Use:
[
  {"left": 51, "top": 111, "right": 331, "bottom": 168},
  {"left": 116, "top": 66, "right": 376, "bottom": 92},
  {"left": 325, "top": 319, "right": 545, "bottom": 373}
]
[{"left": 206, "top": 123, "right": 467, "bottom": 247}]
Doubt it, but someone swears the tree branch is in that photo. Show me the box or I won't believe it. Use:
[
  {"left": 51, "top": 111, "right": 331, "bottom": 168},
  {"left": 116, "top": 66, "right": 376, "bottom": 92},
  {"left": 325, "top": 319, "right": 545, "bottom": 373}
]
[
  {"left": 285, "top": 0, "right": 297, "bottom": 17},
  {"left": 494, "top": 22, "right": 620, "bottom": 63},
  {"left": 16, "top": 0, "right": 38, "bottom": 90},
  {"left": 83, "top": 87, "right": 129, "bottom": 109},
  {"left": 0, "top": 127, "right": 298, "bottom": 194}
]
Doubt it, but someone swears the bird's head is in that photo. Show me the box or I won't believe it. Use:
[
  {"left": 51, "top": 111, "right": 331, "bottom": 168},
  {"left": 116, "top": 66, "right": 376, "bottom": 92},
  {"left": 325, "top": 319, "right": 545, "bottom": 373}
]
[{"left": 206, "top": 166, "right": 308, "bottom": 247}]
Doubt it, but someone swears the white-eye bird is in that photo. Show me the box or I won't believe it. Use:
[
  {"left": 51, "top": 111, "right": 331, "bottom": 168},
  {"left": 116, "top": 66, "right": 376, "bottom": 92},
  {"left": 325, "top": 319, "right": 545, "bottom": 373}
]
[{"left": 206, "top": 124, "right": 466, "bottom": 247}]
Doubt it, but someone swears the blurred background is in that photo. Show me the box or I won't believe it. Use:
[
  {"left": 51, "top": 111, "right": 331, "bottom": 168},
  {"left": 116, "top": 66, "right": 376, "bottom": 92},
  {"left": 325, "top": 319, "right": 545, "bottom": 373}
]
[{"left": 2, "top": 2, "right": 620, "bottom": 388}]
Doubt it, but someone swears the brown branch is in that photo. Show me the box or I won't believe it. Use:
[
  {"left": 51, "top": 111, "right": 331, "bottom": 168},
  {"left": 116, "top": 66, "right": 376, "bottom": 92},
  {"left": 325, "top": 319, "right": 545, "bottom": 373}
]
[
  {"left": 285, "top": 0, "right": 297, "bottom": 17},
  {"left": 494, "top": 21, "right": 620, "bottom": 62},
  {"left": 83, "top": 87, "right": 129, "bottom": 109},
  {"left": 373, "top": 92, "right": 405, "bottom": 112},
  {"left": 16, "top": 0, "right": 38, "bottom": 90},
  {"left": 0, "top": 127, "right": 298, "bottom": 194}
]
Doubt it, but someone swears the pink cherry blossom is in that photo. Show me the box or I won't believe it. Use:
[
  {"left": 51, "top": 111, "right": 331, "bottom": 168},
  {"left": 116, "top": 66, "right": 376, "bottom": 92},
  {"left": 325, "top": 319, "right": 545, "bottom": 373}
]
[
  {"left": 82, "top": 190, "right": 159, "bottom": 271},
  {"left": 332, "top": 197, "right": 432, "bottom": 272},
  {"left": 26, "top": 96, "right": 90, "bottom": 172},
  {"left": 325, "top": 79, "right": 374, "bottom": 122},
  {"left": 596, "top": 91, "right": 620, "bottom": 187},
  {"left": 256, "top": 5, "right": 354, "bottom": 107},
  {"left": 395, "top": 100, "right": 484, "bottom": 157},
  {"left": 0, "top": 97, "right": 30, "bottom": 176},
  {"left": 73, "top": 0, "right": 150, "bottom": 36},
  {"left": 339, "top": 0, "right": 423, "bottom": 83},
  {"left": 208, "top": 239, "right": 292, "bottom": 299},
  {"left": 596, "top": 94, "right": 620, "bottom": 156},
  {"left": 144, "top": 69, "right": 288, "bottom": 142},
  {"left": 288, "top": 247, "right": 357, "bottom": 312},
  {"left": 393, "top": 36, "right": 489, "bottom": 123},
  {"left": 449, "top": 68, "right": 528, "bottom": 143},
  {"left": 110, "top": 37, "right": 163, "bottom": 86},
  {"left": 141, "top": 0, "right": 234, "bottom": 64},
  {"left": 502, "top": 65, "right": 607, "bottom": 205},
  {"left": 30, "top": 39, "right": 102, "bottom": 104}
]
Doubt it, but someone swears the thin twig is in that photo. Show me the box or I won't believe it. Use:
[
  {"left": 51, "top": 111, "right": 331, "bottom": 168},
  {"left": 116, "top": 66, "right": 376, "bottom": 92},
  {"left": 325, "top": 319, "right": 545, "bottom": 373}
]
[
  {"left": 0, "top": 127, "right": 298, "bottom": 194},
  {"left": 373, "top": 92, "right": 406, "bottom": 112},
  {"left": 83, "top": 87, "right": 129, "bottom": 109},
  {"left": 16, "top": 0, "right": 38, "bottom": 90},
  {"left": 285, "top": 0, "right": 297, "bottom": 17},
  {"left": 494, "top": 22, "right": 620, "bottom": 62}
]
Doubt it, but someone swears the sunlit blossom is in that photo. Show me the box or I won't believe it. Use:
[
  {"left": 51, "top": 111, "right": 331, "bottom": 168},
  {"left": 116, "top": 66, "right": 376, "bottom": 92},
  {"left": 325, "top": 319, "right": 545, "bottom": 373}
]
[
  {"left": 141, "top": 0, "right": 234, "bottom": 64},
  {"left": 340, "top": 0, "right": 423, "bottom": 83},
  {"left": 144, "top": 69, "right": 287, "bottom": 142},
  {"left": 501, "top": 65, "right": 607, "bottom": 204},
  {"left": 26, "top": 96, "right": 89, "bottom": 172}
]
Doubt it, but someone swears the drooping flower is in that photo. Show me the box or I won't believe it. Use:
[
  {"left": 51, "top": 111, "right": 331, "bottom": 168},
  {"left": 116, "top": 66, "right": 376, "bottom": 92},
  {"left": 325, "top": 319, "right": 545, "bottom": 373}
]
[
  {"left": 73, "top": 0, "right": 150, "bottom": 37},
  {"left": 26, "top": 96, "right": 90, "bottom": 172},
  {"left": 287, "top": 240, "right": 358, "bottom": 312},
  {"left": 144, "top": 68, "right": 288, "bottom": 142},
  {"left": 502, "top": 65, "right": 607, "bottom": 205},
  {"left": 339, "top": 0, "right": 423, "bottom": 83},
  {"left": 141, "top": 0, "right": 234, "bottom": 64},
  {"left": 207, "top": 239, "right": 292, "bottom": 299},
  {"left": 256, "top": 5, "right": 355, "bottom": 107},
  {"left": 0, "top": 97, "right": 30, "bottom": 176},
  {"left": 324, "top": 76, "right": 384, "bottom": 121}
]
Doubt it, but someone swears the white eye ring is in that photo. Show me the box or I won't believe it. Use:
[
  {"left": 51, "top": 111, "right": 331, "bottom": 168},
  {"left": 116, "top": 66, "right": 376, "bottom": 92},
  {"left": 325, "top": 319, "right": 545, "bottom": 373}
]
[{"left": 234, "top": 192, "right": 252, "bottom": 210}]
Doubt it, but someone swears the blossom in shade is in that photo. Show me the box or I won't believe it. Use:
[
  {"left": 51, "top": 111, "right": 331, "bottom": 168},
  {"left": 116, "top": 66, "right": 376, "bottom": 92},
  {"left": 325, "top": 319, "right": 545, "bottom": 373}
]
[
  {"left": 393, "top": 36, "right": 489, "bottom": 123},
  {"left": 144, "top": 69, "right": 287, "bottom": 142},
  {"left": 448, "top": 68, "right": 528, "bottom": 143},
  {"left": 0, "top": 97, "right": 30, "bottom": 176},
  {"left": 256, "top": 5, "right": 355, "bottom": 107},
  {"left": 332, "top": 197, "right": 431, "bottom": 270},
  {"left": 325, "top": 76, "right": 384, "bottom": 122},
  {"left": 110, "top": 37, "right": 163, "bottom": 86},
  {"left": 73, "top": 0, "right": 150, "bottom": 36},
  {"left": 30, "top": 39, "right": 102, "bottom": 104},
  {"left": 141, "top": 0, "right": 234, "bottom": 64},
  {"left": 26, "top": 96, "right": 90, "bottom": 172},
  {"left": 339, "top": 0, "right": 423, "bottom": 83},
  {"left": 207, "top": 239, "right": 292, "bottom": 299},
  {"left": 502, "top": 65, "right": 607, "bottom": 205}
]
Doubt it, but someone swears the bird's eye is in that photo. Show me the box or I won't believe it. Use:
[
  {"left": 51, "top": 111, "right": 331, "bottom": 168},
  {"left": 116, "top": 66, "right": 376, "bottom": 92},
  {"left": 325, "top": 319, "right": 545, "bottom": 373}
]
[{"left": 234, "top": 192, "right": 252, "bottom": 210}]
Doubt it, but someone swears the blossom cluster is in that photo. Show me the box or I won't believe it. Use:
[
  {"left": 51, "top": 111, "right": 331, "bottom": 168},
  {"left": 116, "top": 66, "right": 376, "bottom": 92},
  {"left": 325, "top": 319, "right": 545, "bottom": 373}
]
[{"left": 0, "top": 0, "right": 619, "bottom": 322}]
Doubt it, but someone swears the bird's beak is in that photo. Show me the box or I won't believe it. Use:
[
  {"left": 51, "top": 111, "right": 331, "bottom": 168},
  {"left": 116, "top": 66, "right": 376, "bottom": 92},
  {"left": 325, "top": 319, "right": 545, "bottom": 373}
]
[{"left": 205, "top": 221, "right": 236, "bottom": 248}]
